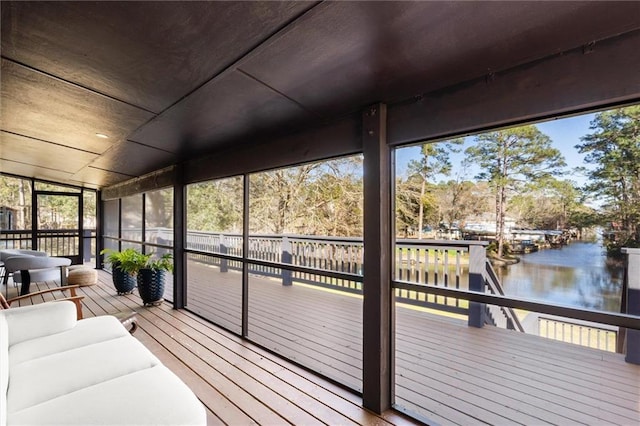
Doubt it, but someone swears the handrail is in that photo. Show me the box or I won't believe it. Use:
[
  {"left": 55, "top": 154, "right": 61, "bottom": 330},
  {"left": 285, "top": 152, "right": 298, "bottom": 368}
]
[
  {"left": 98, "top": 229, "right": 639, "bottom": 335},
  {"left": 484, "top": 261, "right": 525, "bottom": 332},
  {"left": 394, "top": 280, "right": 640, "bottom": 331},
  {"left": 1, "top": 229, "right": 97, "bottom": 261},
  {"left": 0, "top": 229, "right": 96, "bottom": 234},
  {"left": 102, "top": 228, "right": 640, "bottom": 359}
]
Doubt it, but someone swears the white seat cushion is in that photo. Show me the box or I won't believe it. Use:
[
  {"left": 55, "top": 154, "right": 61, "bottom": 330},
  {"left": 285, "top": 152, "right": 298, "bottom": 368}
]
[
  {"left": 2, "top": 302, "right": 77, "bottom": 346},
  {"left": 9, "top": 315, "right": 129, "bottom": 365},
  {"left": 8, "top": 335, "right": 160, "bottom": 413},
  {"left": 1, "top": 315, "right": 8, "bottom": 426},
  {"left": 8, "top": 365, "right": 206, "bottom": 426}
]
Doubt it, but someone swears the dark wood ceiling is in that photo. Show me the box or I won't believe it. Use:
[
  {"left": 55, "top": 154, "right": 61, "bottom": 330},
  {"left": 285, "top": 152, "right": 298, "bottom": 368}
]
[{"left": 2, "top": 1, "right": 639, "bottom": 189}]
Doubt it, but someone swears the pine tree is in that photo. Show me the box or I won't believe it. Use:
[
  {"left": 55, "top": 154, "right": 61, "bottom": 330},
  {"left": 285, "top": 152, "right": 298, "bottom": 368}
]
[
  {"left": 576, "top": 106, "right": 640, "bottom": 252},
  {"left": 465, "top": 125, "right": 565, "bottom": 258}
]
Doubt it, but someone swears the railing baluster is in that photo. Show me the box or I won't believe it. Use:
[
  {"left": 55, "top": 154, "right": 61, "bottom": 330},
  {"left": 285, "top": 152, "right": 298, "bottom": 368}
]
[
  {"left": 444, "top": 249, "right": 449, "bottom": 306},
  {"left": 434, "top": 248, "right": 439, "bottom": 287},
  {"left": 455, "top": 250, "right": 461, "bottom": 307}
]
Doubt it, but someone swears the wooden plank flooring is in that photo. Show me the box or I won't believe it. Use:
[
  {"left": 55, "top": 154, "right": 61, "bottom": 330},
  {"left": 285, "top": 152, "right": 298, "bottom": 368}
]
[{"left": 5, "top": 264, "right": 640, "bottom": 426}]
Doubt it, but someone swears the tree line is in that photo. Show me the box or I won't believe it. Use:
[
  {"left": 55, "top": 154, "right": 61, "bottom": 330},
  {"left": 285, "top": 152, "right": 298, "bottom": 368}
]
[
  {"left": 397, "top": 105, "right": 639, "bottom": 258},
  {"left": 0, "top": 179, "right": 96, "bottom": 230},
  {"left": 186, "top": 156, "right": 364, "bottom": 237}
]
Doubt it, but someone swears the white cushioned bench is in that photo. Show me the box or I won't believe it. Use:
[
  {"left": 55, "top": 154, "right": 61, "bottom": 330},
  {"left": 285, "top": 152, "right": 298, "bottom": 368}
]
[{"left": 1, "top": 301, "right": 206, "bottom": 425}]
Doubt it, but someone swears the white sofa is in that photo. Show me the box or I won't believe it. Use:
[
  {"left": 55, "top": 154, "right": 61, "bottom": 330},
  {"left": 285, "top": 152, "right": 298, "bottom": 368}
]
[{"left": 1, "top": 301, "right": 206, "bottom": 425}]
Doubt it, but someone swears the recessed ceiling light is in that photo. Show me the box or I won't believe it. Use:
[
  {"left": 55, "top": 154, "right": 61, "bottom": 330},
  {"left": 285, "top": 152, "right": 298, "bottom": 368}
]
[{"left": 95, "top": 133, "right": 109, "bottom": 139}]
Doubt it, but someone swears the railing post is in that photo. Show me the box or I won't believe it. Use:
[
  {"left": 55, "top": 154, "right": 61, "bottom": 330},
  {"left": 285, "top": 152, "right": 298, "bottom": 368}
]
[
  {"left": 83, "top": 229, "right": 92, "bottom": 263},
  {"left": 506, "top": 318, "right": 514, "bottom": 330},
  {"left": 61, "top": 265, "right": 68, "bottom": 286},
  {"left": 622, "top": 247, "right": 640, "bottom": 364},
  {"left": 220, "top": 234, "right": 228, "bottom": 273},
  {"left": 468, "top": 244, "right": 486, "bottom": 328},
  {"left": 282, "top": 236, "right": 292, "bottom": 286}
]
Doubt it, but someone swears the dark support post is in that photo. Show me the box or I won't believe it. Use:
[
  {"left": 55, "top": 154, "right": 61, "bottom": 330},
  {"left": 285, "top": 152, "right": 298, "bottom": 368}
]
[
  {"left": 468, "top": 244, "right": 486, "bottom": 328},
  {"left": 622, "top": 248, "right": 640, "bottom": 364},
  {"left": 362, "top": 103, "right": 392, "bottom": 414},
  {"left": 282, "top": 236, "right": 292, "bottom": 286},
  {"left": 78, "top": 190, "right": 84, "bottom": 265},
  {"left": 242, "top": 174, "right": 250, "bottom": 337},
  {"left": 117, "top": 199, "right": 122, "bottom": 252},
  {"left": 31, "top": 186, "right": 37, "bottom": 251},
  {"left": 173, "top": 165, "right": 186, "bottom": 309},
  {"left": 141, "top": 193, "right": 146, "bottom": 255},
  {"left": 220, "top": 234, "right": 228, "bottom": 273},
  {"left": 96, "top": 190, "right": 103, "bottom": 269}
]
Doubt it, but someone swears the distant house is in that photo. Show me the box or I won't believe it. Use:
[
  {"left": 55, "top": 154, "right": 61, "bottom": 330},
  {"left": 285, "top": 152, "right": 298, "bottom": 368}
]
[
  {"left": 510, "top": 229, "right": 549, "bottom": 243},
  {"left": 462, "top": 213, "right": 517, "bottom": 236},
  {"left": 0, "top": 206, "right": 17, "bottom": 230}
]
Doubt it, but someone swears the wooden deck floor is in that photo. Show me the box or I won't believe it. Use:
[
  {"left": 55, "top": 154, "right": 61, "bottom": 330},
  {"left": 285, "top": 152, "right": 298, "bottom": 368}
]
[{"left": 6, "top": 265, "right": 640, "bottom": 426}]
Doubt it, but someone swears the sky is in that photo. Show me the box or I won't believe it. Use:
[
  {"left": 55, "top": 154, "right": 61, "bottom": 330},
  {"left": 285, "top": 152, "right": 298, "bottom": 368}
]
[{"left": 395, "top": 112, "right": 597, "bottom": 188}]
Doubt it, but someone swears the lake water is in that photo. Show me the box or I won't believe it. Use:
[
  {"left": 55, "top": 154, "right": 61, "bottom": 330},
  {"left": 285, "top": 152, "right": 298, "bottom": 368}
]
[{"left": 497, "top": 241, "right": 624, "bottom": 312}]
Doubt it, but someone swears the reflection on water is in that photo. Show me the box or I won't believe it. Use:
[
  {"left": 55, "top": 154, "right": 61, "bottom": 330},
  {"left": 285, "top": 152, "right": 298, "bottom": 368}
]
[{"left": 497, "top": 241, "right": 623, "bottom": 312}]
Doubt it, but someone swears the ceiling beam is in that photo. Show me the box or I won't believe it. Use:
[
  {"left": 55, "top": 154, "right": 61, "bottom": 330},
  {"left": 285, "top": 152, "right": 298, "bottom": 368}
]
[{"left": 388, "top": 30, "right": 640, "bottom": 146}]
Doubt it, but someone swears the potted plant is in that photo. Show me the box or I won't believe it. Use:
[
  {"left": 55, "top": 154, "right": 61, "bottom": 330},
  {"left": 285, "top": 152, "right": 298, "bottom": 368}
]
[
  {"left": 134, "top": 253, "right": 173, "bottom": 307},
  {"left": 100, "top": 248, "right": 143, "bottom": 295}
]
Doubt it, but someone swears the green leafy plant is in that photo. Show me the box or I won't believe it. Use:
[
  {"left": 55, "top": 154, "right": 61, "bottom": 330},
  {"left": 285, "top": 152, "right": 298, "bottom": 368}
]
[
  {"left": 100, "top": 248, "right": 125, "bottom": 266},
  {"left": 100, "top": 248, "right": 149, "bottom": 275},
  {"left": 101, "top": 248, "right": 142, "bottom": 272},
  {"left": 145, "top": 253, "right": 174, "bottom": 273},
  {"left": 100, "top": 248, "right": 173, "bottom": 275}
]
